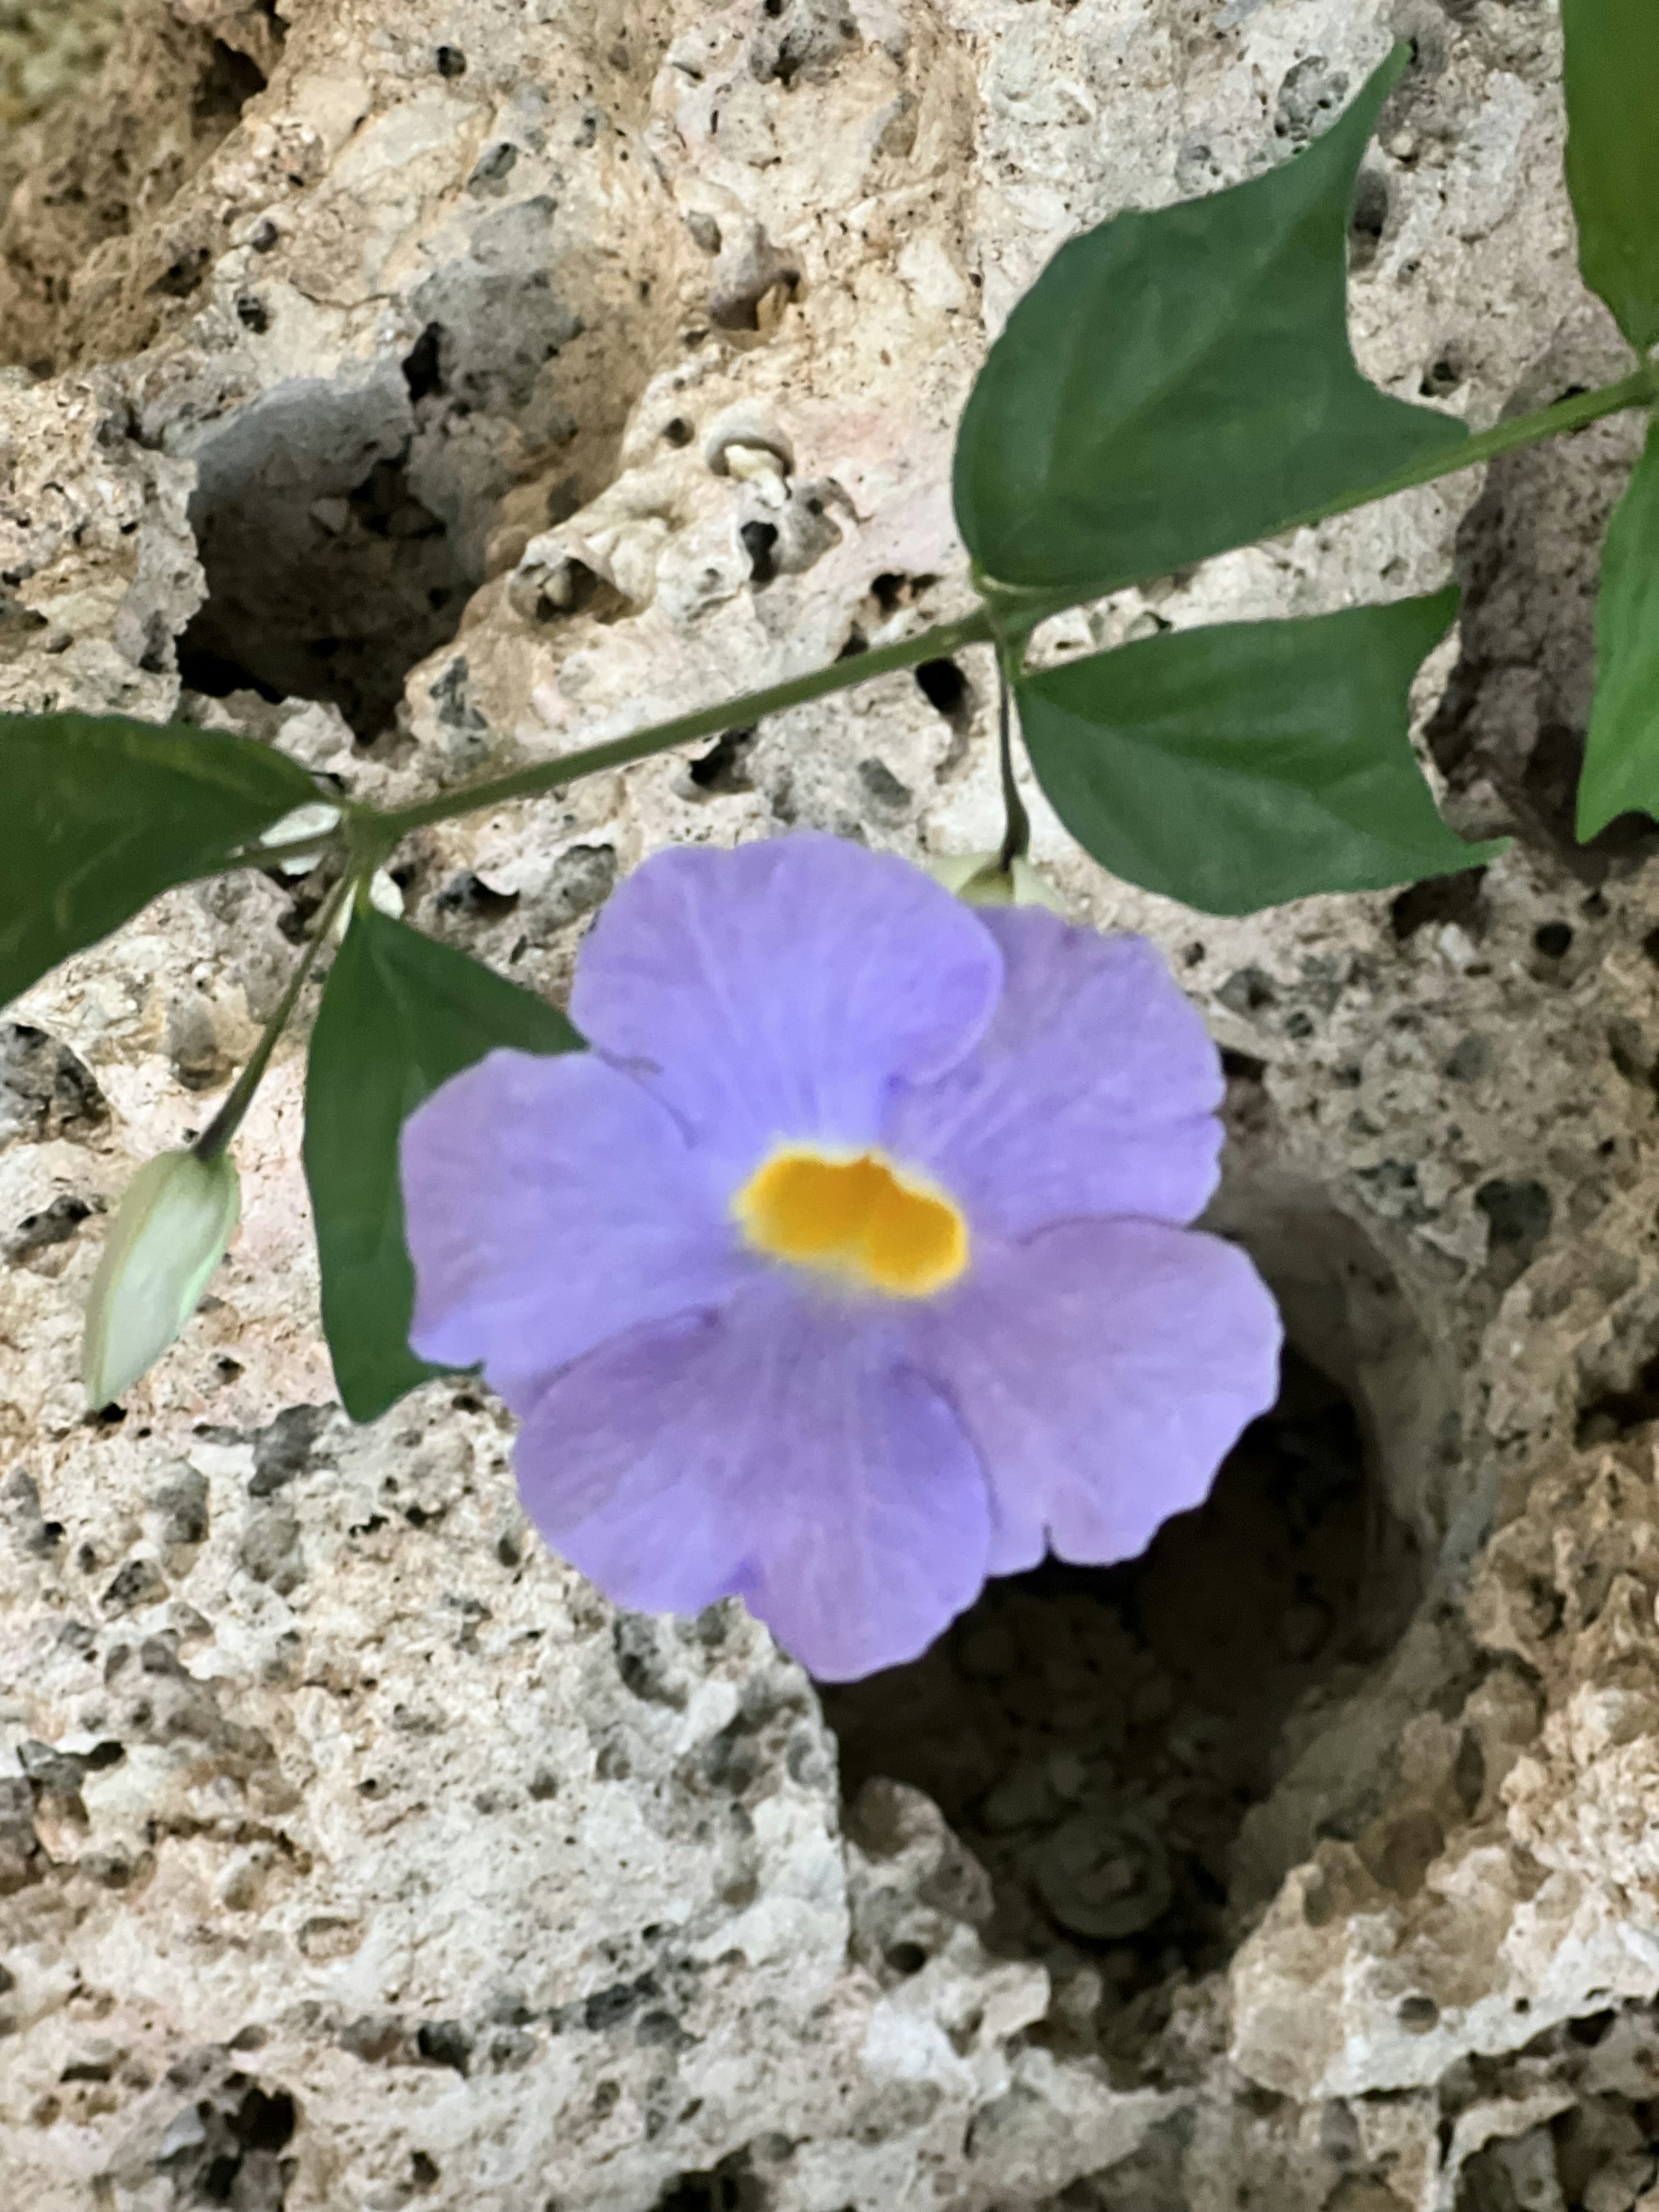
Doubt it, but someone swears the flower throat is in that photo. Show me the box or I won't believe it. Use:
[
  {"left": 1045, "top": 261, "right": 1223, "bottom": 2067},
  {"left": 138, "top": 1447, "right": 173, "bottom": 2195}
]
[{"left": 735, "top": 1147, "right": 969, "bottom": 1297}]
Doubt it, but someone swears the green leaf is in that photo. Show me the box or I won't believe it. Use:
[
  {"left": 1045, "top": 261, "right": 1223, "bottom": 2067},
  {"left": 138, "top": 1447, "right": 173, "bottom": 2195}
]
[
  {"left": 1, "top": 710, "right": 320, "bottom": 1011},
  {"left": 1578, "top": 417, "right": 1659, "bottom": 839},
  {"left": 953, "top": 45, "right": 1466, "bottom": 595},
  {"left": 304, "top": 909, "right": 582, "bottom": 1423},
  {"left": 1016, "top": 590, "right": 1505, "bottom": 915},
  {"left": 1564, "top": 0, "right": 1659, "bottom": 356}
]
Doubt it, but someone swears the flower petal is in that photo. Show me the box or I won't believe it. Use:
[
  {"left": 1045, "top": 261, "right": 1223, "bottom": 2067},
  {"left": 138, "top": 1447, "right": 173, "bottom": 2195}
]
[
  {"left": 401, "top": 1049, "right": 747, "bottom": 1411},
  {"left": 888, "top": 911, "right": 1224, "bottom": 1237},
  {"left": 515, "top": 1277, "right": 992, "bottom": 1680},
  {"left": 570, "top": 835, "right": 1004, "bottom": 1176},
  {"left": 922, "top": 1220, "right": 1281, "bottom": 1573}
]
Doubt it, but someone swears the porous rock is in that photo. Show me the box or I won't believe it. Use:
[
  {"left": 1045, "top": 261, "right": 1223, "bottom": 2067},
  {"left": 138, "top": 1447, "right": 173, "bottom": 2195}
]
[{"left": 5, "top": 1, "right": 1659, "bottom": 2207}]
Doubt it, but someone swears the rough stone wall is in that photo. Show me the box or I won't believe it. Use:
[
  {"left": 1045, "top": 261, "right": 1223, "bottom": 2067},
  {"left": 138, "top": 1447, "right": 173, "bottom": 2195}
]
[
  {"left": 6, "top": 2, "right": 1659, "bottom": 2209},
  {"left": 0, "top": 0, "right": 124, "bottom": 130}
]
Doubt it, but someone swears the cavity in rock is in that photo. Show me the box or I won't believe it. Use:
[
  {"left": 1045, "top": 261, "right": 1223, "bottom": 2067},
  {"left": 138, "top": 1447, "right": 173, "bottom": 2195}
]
[{"left": 822, "top": 1350, "right": 1421, "bottom": 2025}]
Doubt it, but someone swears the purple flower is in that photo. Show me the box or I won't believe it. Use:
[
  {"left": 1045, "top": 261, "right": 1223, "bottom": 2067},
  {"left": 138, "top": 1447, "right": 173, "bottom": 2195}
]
[{"left": 400, "top": 835, "right": 1281, "bottom": 1680}]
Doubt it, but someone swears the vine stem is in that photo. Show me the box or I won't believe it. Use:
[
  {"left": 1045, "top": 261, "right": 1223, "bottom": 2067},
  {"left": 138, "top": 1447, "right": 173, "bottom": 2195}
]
[
  {"left": 986, "top": 365, "right": 1659, "bottom": 630},
  {"left": 995, "top": 642, "right": 1031, "bottom": 871},
  {"left": 193, "top": 872, "right": 353, "bottom": 1163},
  {"left": 306, "top": 363, "right": 1654, "bottom": 850},
  {"left": 373, "top": 609, "right": 996, "bottom": 839},
  {"left": 1278, "top": 365, "right": 1658, "bottom": 534}
]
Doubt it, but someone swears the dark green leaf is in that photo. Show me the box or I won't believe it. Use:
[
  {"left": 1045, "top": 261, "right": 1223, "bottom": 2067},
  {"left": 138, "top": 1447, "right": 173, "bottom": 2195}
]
[
  {"left": 304, "top": 909, "right": 581, "bottom": 1423},
  {"left": 1, "top": 710, "right": 319, "bottom": 1010},
  {"left": 953, "top": 45, "right": 1466, "bottom": 595},
  {"left": 1017, "top": 590, "right": 1504, "bottom": 915},
  {"left": 1579, "top": 417, "right": 1659, "bottom": 839},
  {"left": 1564, "top": 0, "right": 1659, "bottom": 356}
]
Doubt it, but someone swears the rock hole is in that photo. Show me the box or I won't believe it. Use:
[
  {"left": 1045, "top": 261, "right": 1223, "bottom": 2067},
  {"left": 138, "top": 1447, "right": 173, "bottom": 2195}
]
[
  {"left": 177, "top": 391, "right": 476, "bottom": 741},
  {"left": 177, "top": 195, "right": 613, "bottom": 737},
  {"left": 0, "top": 1023, "right": 107, "bottom": 1148},
  {"left": 1348, "top": 169, "right": 1390, "bottom": 271},
  {"left": 1475, "top": 1178, "right": 1553, "bottom": 1291},
  {"left": 1274, "top": 58, "right": 1349, "bottom": 147},
  {"left": 825, "top": 1345, "right": 1421, "bottom": 2007},
  {"left": 1420, "top": 345, "right": 1466, "bottom": 399},
  {"left": 1389, "top": 866, "right": 1486, "bottom": 942},
  {"left": 653, "top": 2147, "right": 769, "bottom": 2211},
  {"left": 1220, "top": 1047, "right": 1268, "bottom": 1085},
  {"left": 689, "top": 727, "right": 758, "bottom": 795},
  {"left": 415, "top": 2021, "right": 473, "bottom": 2075},
  {"left": 157, "top": 2074, "right": 296, "bottom": 2207},
  {"left": 823, "top": 1183, "right": 1459, "bottom": 2044},
  {"left": 194, "top": 38, "right": 267, "bottom": 126},
  {"left": 437, "top": 874, "right": 521, "bottom": 922},
  {"left": 402, "top": 324, "right": 446, "bottom": 404},
  {"left": 740, "top": 520, "right": 780, "bottom": 585},
  {"left": 1576, "top": 1351, "right": 1659, "bottom": 1447},
  {"left": 231, "top": 2083, "right": 296, "bottom": 2152},
  {"left": 915, "top": 657, "right": 970, "bottom": 723}
]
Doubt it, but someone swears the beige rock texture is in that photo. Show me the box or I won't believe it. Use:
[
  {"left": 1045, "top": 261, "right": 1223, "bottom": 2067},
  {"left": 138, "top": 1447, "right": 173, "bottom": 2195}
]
[
  {"left": 4, "top": 0, "right": 1659, "bottom": 2207},
  {"left": 0, "top": 0, "right": 125, "bottom": 130}
]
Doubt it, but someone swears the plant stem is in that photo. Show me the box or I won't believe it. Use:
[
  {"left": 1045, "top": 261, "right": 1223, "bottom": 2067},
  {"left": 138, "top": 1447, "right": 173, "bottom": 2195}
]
[
  {"left": 1277, "top": 364, "right": 1657, "bottom": 534},
  {"left": 373, "top": 609, "right": 994, "bottom": 839},
  {"left": 987, "top": 364, "right": 1659, "bottom": 631},
  {"left": 249, "top": 368, "right": 1652, "bottom": 854},
  {"left": 995, "top": 646, "right": 1030, "bottom": 871},
  {"left": 193, "top": 873, "right": 352, "bottom": 1163}
]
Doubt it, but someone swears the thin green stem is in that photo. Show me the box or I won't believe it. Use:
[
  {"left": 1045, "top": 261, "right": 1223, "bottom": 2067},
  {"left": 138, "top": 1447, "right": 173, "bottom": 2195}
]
[
  {"left": 1276, "top": 365, "right": 1657, "bottom": 534},
  {"left": 373, "top": 610, "right": 994, "bottom": 839},
  {"left": 193, "top": 872, "right": 352, "bottom": 1163},
  {"left": 213, "top": 368, "right": 1652, "bottom": 860},
  {"left": 987, "top": 364, "right": 1659, "bottom": 633},
  {"left": 995, "top": 645, "right": 1031, "bottom": 871}
]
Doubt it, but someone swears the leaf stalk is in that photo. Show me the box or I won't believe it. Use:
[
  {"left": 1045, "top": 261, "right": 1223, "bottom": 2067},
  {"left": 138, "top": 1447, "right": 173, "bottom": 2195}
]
[{"left": 193, "top": 872, "right": 353, "bottom": 1163}]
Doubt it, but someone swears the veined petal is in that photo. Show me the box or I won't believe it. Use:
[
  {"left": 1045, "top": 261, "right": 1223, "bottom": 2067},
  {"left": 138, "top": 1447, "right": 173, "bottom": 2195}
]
[
  {"left": 921, "top": 1219, "right": 1280, "bottom": 1573},
  {"left": 887, "top": 910, "right": 1224, "bottom": 1237},
  {"left": 569, "top": 835, "right": 1004, "bottom": 1177},
  {"left": 515, "top": 1277, "right": 992, "bottom": 1681},
  {"left": 400, "top": 1048, "right": 748, "bottom": 1411}
]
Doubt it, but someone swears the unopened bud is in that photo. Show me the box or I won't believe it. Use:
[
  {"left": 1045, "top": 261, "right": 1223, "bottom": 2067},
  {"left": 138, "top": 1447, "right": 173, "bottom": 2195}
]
[
  {"left": 82, "top": 1150, "right": 241, "bottom": 1406},
  {"left": 928, "top": 851, "right": 1067, "bottom": 913}
]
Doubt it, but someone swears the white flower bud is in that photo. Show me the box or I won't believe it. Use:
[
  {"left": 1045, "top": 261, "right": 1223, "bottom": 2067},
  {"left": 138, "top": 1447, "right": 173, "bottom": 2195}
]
[
  {"left": 927, "top": 851, "right": 1068, "bottom": 913},
  {"left": 82, "top": 1150, "right": 241, "bottom": 1406}
]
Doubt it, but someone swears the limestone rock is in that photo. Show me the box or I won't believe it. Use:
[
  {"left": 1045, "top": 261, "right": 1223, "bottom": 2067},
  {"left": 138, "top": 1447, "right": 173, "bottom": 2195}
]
[{"left": 5, "top": 1, "right": 1659, "bottom": 2208}]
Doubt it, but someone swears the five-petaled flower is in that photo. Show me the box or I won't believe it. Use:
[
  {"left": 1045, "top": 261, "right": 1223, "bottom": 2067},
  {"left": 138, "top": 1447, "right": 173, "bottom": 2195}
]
[{"left": 400, "top": 834, "right": 1281, "bottom": 1680}]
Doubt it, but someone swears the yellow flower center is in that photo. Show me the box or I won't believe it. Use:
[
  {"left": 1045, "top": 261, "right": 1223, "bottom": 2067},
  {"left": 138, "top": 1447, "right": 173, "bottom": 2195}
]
[{"left": 734, "top": 1146, "right": 969, "bottom": 1298}]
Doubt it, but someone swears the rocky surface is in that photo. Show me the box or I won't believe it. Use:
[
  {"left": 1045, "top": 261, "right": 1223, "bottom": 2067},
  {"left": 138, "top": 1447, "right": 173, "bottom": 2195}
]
[
  {"left": 5, "top": 0, "right": 1659, "bottom": 2207},
  {"left": 0, "top": 0, "right": 124, "bottom": 129}
]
